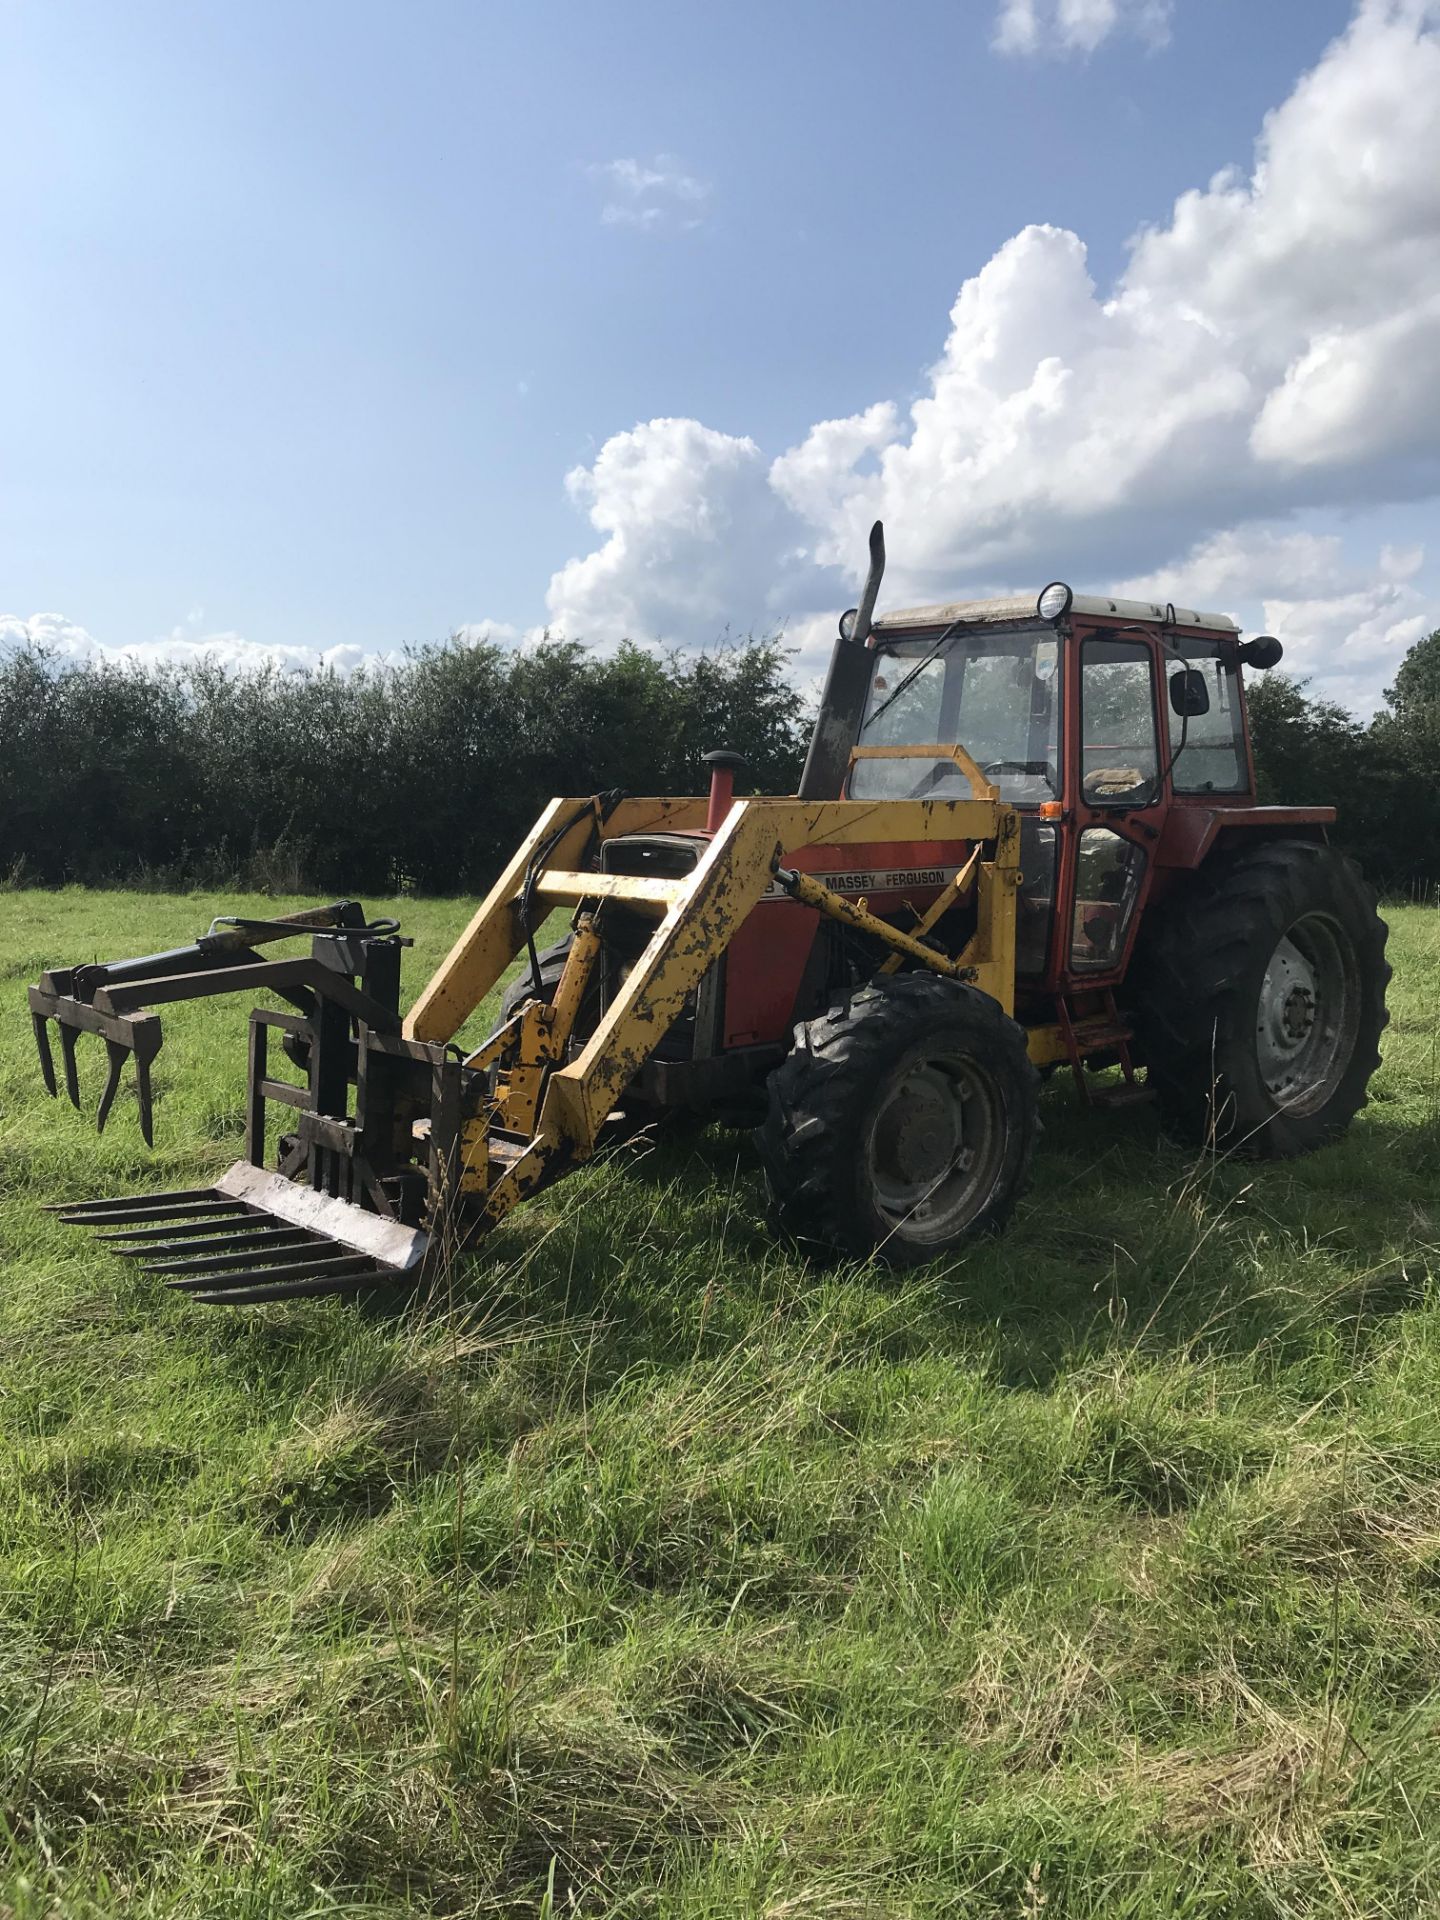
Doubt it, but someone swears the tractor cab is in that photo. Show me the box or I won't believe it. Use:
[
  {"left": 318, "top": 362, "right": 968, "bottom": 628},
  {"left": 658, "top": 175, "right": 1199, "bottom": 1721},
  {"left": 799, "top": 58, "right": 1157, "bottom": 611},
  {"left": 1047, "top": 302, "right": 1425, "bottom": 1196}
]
[{"left": 849, "top": 588, "right": 1287, "bottom": 1000}]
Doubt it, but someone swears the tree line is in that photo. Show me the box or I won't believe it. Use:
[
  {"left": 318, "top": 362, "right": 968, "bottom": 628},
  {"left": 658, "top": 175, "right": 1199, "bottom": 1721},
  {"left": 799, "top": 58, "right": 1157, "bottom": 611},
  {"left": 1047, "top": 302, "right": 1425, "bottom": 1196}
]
[
  {"left": 2, "top": 625, "right": 1438, "bottom": 897},
  {"left": 0, "top": 637, "right": 810, "bottom": 894},
  {"left": 1246, "top": 627, "right": 1440, "bottom": 899}
]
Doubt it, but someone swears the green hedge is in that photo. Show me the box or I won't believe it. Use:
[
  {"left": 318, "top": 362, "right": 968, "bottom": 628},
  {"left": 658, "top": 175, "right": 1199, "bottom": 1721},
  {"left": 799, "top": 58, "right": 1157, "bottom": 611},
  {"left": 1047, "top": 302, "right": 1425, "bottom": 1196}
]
[{"left": 0, "top": 637, "right": 810, "bottom": 893}]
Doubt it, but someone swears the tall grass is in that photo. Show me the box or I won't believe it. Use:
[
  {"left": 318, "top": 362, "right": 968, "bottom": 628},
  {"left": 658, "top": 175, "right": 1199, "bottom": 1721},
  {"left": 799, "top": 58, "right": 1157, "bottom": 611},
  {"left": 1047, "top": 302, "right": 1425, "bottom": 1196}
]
[{"left": 2, "top": 890, "right": 1440, "bottom": 1916}]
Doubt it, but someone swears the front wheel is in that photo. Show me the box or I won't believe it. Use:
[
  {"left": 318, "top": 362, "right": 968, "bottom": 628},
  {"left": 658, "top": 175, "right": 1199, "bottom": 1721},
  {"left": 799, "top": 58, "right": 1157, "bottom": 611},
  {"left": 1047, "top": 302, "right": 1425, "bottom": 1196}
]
[
  {"left": 756, "top": 974, "right": 1040, "bottom": 1266},
  {"left": 1134, "top": 839, "right": 1389, "bottom": 1157}
]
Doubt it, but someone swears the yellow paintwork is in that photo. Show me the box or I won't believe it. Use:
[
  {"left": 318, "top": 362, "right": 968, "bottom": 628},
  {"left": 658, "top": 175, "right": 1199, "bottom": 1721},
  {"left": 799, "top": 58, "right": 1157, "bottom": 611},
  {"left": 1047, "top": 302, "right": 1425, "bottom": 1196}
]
[
  {"left": 877, "top": 845, "right": 981, "bottom": 976},
  {"left": 1023, "top": 1023, "right": 1072, "bottom": 1067},
  {"left": 847, "top": 740, "right": 998, "bottom": 802}
]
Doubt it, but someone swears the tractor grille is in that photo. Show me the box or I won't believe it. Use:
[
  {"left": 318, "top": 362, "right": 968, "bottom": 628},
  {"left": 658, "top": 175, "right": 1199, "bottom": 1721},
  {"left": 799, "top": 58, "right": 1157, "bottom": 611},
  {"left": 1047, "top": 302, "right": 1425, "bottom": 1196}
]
[{"left": 49, "top": 1162, "right": 427, "bottom": 1306}]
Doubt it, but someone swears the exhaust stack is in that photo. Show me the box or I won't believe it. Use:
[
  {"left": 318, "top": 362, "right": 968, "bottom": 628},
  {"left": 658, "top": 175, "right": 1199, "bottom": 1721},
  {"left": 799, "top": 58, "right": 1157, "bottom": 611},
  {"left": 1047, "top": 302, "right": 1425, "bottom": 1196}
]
[{"left": 797, "top": 520, "right": 885, "bottom": 801}]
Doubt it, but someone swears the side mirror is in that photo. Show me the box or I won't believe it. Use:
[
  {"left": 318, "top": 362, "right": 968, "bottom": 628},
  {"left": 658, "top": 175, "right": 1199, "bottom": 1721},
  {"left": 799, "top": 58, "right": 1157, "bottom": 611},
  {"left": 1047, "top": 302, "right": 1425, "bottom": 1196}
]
[
  {"left": 1238, "top": 635, "right": 1283, "bottom": 670},
  {"left": 1169, "top": 668, "right": 1211, "bottom": 718}
]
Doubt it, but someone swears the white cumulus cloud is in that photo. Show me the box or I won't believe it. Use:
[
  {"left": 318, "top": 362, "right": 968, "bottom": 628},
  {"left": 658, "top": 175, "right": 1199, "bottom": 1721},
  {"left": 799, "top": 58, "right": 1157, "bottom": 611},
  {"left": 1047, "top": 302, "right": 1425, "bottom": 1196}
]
[
  {"left": 545, "top": 416, "right": 821, "bottom": 645},
  {"left": 589, "top": 155, "right": 710, "bottom": 231},
  {"left": 992, "top": 0, "right": 1172, "bottom": 57},
  {"left": 545, "top": 1, "right": 1440, "bottom": 711},
  {"left": 1116, "top": 524, "right": 1430, "bottom": 713}
]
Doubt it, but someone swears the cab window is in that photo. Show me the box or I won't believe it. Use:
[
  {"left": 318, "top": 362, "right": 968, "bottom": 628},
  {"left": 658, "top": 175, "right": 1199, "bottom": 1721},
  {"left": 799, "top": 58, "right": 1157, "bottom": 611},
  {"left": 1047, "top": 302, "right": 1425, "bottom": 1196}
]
[
  {"left": 1080, "top": 638, "right": 1158, "bottom": 808},
  {"left": 850, "top": 628, "right": 1061, "bottom": 805},
  {"left": 1165, "top": 639, "right": 1248, "bottom": 793}
]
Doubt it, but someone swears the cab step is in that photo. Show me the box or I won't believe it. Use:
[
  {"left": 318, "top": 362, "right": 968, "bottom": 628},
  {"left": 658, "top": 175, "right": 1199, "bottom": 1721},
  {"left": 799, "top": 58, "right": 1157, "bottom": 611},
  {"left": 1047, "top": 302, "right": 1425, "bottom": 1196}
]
[
  {"left": 1056, "top": 991, "right": 1148, "bottom": 1111},
  {"left": 1089, "top": 1082, "right": 1155, "bottom": 1110}
]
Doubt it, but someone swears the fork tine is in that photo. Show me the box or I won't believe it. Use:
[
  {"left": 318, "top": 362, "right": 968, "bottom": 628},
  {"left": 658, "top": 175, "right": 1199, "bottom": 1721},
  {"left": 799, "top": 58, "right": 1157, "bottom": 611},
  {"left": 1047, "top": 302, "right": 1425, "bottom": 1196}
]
[
  {"left": 58, "top": 1021, "right": 82, "bottom": 1110},
  {"left": 96, "top": 1039, "right": 129, "bottom": 1134},
  {"left": 135, "top": 1050, "right": 156, "bottom": 1148},
  {"left": 33, "top": 1012, "right": 58, "bottom": 1098}
]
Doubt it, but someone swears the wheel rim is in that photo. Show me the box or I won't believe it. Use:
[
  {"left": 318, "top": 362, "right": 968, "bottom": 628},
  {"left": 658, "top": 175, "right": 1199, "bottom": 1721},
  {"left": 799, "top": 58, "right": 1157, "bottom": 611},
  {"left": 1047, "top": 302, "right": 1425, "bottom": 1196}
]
[
  {"left": 864, "top": 1049, "right": 1007, "bottom": 1246},
  {"left": 1254, "top": 912, "right": 1360, "bottom": 1115}
]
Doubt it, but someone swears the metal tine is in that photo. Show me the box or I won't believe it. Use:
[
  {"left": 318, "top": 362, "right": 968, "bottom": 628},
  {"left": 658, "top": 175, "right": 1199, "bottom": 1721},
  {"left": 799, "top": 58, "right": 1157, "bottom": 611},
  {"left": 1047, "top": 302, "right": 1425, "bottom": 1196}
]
[
  {"left": 104, "top": 1224, "right": 314, "bottom": 1256},
  {"left": 46, "top": 1185, "right": 218, "bottom": 1217},
  {"left": 93, "top": 1209, "right": 271, "bottom": 1243},
  {"left": 95, "top": 1040, "right": 130, "bottom": 1134},
  {"left": 142, "top": 1235, "right": 324, "bottom": 1277},
  {"left": 54, "top": 1199, "right": 250, "bottom": 1227},
  {"left": 33, "top": 1012, "right": 58, "bottom": 1098},
  {"left": 187, "top": 1264, "right": 397, "bottom": 1306},
  {"left": 165, "top": 1253, "right": 388, "bottom": 1296},
  {"left": 135, "top": 1050, "right": 156, "bottom": 1147},
  {"left": 111, "top": 1223, "right": 312, "bottom": 1258},
  {"left": 58, "top": 1021, "right": 82, "bottom": 1110}
]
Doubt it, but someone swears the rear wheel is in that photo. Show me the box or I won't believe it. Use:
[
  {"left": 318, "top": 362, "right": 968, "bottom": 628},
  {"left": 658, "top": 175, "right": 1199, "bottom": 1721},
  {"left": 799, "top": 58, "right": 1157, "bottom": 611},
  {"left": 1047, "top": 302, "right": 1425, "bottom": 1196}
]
[
  {"left": 1134, "top": 839, "right": 1389, "bottom": 1156},
  {"left": 756, "top": 973, "right": 1040, "bottom": 1266}
]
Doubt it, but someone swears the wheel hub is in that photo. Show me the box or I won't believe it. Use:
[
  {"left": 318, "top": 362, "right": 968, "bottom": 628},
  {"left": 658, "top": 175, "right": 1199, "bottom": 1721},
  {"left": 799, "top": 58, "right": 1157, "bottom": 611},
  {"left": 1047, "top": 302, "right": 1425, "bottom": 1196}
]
[
  {"left": 1281, "top": 984, "right": 1315, "bottom": 1041},
  {"left": 1254, "top": 915, "right": 1359, "bottom": 1111},
  {"left": 867, "top": 1055, "right": 999, "bottom": 1244},
  {"left": 878, "top": 1075, "right": 967, "bottom": 1185}
]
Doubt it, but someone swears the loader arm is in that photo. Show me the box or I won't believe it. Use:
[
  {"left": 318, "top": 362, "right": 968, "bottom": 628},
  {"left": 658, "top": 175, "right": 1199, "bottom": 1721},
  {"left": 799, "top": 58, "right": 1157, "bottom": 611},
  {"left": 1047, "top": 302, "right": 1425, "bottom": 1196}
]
[{"left": 405, "top": 792, "right": 1022, "bottom": 1236}]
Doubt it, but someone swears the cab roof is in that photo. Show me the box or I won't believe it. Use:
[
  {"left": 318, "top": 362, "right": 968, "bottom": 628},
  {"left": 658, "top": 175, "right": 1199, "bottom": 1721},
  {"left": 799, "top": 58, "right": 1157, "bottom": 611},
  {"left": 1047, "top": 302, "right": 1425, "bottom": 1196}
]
[{"left": 871, "top": 592, "right": 1240, "bottom": 636}]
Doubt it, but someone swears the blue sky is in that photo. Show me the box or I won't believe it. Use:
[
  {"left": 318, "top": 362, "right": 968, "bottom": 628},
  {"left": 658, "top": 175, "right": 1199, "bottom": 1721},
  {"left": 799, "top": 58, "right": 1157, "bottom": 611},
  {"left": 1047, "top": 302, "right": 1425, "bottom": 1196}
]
[{"left": 3, "top": 0, "right": 1436, "bottom": 711}]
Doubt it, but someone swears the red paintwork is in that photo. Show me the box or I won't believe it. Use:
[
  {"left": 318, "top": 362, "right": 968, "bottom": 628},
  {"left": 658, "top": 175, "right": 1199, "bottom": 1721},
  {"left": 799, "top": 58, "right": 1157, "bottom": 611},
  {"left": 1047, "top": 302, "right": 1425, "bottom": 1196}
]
[
  {"left": 721, "top": 838, "right": 973, "bottom": 1046},
  {"left": 1028, "top": 619, "right": 1334, "bottom": 995},
  {"left": 722, "top": 903, "right": 820, "bottom": 1045},
  {"left": 789, "top": 838, "right": 972, "bottom": 893},
  {"left": 1155, "top": 804, "right": 1333, "bottom": 869},
  {"left": 706, "top": 765, "right": 737, "bottom": 833}
]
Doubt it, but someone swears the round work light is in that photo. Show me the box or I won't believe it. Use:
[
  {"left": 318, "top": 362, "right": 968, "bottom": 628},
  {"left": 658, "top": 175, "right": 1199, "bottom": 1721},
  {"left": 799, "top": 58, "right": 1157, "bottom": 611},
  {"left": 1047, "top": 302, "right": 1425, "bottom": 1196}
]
[{"left": 1036, "top": 581, "right": 1073, "bottom": 623}]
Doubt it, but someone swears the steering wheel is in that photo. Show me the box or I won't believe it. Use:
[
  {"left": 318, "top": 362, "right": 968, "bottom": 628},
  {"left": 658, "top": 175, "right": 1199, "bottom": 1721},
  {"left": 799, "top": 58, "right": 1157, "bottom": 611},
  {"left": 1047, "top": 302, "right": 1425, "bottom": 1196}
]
[{"left": 983, "top": 758, "right": 1060, "bottom": 790}]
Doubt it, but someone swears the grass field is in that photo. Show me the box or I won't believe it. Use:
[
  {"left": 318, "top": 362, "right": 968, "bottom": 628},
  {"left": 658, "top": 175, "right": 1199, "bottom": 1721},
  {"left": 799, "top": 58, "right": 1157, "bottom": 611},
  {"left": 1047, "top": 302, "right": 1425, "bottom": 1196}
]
[{"left": 4, "top": 889, "right": 1440, "bottom": 1918}]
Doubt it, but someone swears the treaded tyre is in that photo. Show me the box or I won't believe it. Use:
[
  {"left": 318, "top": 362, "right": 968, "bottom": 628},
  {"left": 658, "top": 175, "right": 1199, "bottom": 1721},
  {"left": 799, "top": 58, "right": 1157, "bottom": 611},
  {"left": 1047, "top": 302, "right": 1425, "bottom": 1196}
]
[
  {"left": 497, "top": 937, "right": 584, "bottom": 1027},
  {"left": 1134, "top": 838, "right": 1389, "bottom": 1157},
  {"left": 756, "top": 973, "right": 1040, "bottom": 1266}
]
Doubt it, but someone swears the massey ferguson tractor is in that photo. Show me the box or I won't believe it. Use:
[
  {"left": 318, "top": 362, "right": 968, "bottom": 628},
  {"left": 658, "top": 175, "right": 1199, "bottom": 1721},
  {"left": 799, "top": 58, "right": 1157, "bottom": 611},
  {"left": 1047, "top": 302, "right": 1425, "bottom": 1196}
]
[{"left": 31, "top": 525, "right": 1389, "bottom": 1304}]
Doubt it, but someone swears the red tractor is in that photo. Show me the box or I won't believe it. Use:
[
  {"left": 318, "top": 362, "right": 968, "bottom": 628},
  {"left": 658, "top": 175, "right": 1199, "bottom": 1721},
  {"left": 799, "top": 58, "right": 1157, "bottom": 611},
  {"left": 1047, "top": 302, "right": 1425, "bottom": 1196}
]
[{"left": 33, "top": 526, "right": 1388, "bottom": 1303}]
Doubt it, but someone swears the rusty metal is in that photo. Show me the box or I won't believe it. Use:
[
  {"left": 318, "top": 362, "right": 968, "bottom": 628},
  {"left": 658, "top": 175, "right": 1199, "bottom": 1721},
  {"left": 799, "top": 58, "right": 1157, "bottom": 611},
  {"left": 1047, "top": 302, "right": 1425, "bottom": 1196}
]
[
  {"left": 182, "top": 1265, "right": 392, "bottom": 1306},
  {"left": 133, "top": 1232, "right": 317, "bottom": 1272},
  {"left": 52, "top": 1198, "right": 249, "bottom": 1226},
  {"left": 94, "top": 1216, "right": 294, "bottom": 1246},
  {"left": 161, "top": 1251, "right": 379, "bottom": 1291},
  {"left": 878, "top": 845, "right": 982, "bottom": 977}
]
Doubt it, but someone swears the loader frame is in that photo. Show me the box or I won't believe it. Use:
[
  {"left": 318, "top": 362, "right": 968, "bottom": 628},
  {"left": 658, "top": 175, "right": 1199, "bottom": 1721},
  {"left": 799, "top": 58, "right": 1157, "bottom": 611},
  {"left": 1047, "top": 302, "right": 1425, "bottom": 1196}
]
[{"left": 401, "top": 789, "right": 1022, "bottom": 1241}]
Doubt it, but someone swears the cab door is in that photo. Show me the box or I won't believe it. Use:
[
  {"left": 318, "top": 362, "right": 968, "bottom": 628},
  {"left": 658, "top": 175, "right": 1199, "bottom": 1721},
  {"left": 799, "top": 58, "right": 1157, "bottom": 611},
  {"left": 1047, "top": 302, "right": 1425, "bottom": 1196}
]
[{"left": 1055, "top": 630, "right": 1166, "bottom": 989}]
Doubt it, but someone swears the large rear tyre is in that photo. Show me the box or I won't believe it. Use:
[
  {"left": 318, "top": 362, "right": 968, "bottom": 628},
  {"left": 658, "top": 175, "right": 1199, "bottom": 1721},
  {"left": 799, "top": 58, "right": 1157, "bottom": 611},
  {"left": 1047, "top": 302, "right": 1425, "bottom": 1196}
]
[
  {"left": 756, "top": 974, "right": 1040, "bottom": 1267},
  {"left": 497, "top": 938, "right": 589, "bottom": 1028},
  {"left": 1134, "top": 838, "right": 1389, "bottom": 1157}
]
